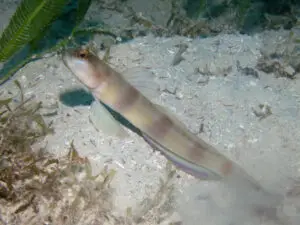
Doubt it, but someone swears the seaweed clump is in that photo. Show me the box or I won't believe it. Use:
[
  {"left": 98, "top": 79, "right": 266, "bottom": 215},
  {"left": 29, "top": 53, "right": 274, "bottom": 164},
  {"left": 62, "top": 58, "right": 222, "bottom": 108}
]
[
  {"left": 256, "top": 28, "right": 300, "bottom": 79},
  {"left": 0, "top": 82, "right": 117, "bottom": 225}
]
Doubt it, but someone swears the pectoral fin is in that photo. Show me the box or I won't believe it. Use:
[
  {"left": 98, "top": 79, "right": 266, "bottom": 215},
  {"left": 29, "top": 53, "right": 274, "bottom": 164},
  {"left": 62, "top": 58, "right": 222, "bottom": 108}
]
[{"left": 89, "top": 99, "right": 129, "bottom": 139}]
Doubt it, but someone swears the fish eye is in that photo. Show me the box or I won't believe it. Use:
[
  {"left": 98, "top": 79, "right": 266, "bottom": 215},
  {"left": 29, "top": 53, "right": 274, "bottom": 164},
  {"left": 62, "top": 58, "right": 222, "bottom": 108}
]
[{"left": 76, "top": 49, "right": 89, "bottom": 59}]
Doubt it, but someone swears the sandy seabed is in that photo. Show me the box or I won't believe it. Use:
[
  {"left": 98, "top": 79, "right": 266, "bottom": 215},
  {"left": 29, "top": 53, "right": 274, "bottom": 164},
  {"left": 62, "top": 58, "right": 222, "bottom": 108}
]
[
  {"left": 0, "top": 2, "right": 300, "bottom": 224},
  {"left": 0, "top": 31, "right": 299, "bottom": 224}
]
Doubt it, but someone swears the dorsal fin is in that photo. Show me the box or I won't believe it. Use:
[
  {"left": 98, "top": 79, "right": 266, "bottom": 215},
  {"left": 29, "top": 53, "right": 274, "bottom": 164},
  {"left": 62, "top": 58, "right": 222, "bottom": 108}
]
[{"left": 122, "top": 67, "right": 160, "bottom": 100}]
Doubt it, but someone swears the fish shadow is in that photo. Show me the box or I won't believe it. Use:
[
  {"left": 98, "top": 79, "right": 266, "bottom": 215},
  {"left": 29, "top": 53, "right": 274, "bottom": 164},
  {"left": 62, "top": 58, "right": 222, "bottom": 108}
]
[{"left": 59, "top": 88, "right": 142, "bottom": 136}]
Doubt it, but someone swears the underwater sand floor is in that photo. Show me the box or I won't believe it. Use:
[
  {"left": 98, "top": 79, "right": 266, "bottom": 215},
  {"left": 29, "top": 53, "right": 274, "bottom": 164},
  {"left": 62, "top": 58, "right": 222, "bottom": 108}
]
[{"left": 1, "top": 32, "right": 300, "bottom": 224}]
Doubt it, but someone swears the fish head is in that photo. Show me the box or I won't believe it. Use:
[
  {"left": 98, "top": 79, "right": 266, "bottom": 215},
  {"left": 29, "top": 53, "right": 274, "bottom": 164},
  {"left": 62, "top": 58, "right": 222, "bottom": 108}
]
[{"left": 62, "top": 48, "right": 106, "bottom": 89}]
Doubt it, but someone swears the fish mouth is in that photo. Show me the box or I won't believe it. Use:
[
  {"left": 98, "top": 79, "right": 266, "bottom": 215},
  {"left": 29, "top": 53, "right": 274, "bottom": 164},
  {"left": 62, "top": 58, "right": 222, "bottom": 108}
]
[{"left": 61, "top": 49, "right": 74, "bottom": 68}]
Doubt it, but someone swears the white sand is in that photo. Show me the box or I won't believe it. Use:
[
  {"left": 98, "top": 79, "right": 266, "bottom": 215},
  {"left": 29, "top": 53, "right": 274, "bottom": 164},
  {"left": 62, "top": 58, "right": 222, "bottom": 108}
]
[{"left": 1, "top": 2, "right": 300, "bottom": 224}]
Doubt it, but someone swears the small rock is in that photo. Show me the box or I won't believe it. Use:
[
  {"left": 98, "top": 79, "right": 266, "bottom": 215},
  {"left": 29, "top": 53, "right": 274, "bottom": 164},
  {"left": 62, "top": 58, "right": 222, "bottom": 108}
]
[
  {"left": 175, "top": 91, "right": 183, "bottom": 99},
  {"left": 197, "top": 75, "right": 209, "bottom": 84},
  {"left": 284, "top": 65, "right": 295, "bottom": 77}
]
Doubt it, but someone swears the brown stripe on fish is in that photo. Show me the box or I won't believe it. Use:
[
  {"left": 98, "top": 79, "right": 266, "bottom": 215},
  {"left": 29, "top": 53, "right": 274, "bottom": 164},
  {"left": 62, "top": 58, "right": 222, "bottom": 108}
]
[
  {"left": 145, "top": 114, "right": 174, "bottom": 140},
  {"left": 221, "top": 161, "right": 233, "bottom": 176},
  {"left": 185, "top": 141, "right": 205, "bottom": 162},
  {"left": 112, "top": 85, "right": 141, "bottom": 113}
]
